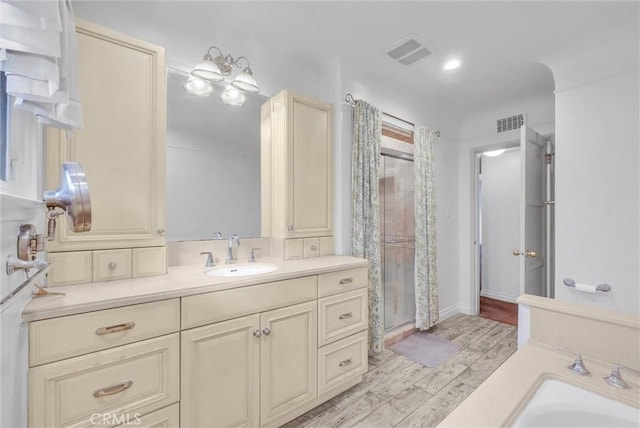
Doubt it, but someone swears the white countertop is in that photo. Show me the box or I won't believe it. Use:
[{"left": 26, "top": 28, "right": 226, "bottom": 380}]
[{"left": 23, "top": 256, "right": 368, "bottom": 322}]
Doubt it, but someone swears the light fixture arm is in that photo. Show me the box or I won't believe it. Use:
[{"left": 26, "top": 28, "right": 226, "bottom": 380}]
[
  {"left": 204, "top": 46, "right": 224, "bottom": 60},
  {"left": 234, "top": 56, "right": 252, "bottom": 72}
]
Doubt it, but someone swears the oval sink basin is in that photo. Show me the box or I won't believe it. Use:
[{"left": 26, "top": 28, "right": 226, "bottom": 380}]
[{"left": 205, "top": 263, "right": 279, "bottom": 277}]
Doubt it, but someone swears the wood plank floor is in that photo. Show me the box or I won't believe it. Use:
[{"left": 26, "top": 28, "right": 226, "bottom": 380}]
[
  {"left": 283, "top": 314, "right": 517, "bottom": 428},
  {"left": 479, "top": 296, "right": 518, "bottom": 326}
]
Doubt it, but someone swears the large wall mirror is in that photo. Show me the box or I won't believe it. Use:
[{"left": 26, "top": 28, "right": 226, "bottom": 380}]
[{"left": 166, "top": 69, "right": 266, "bottom": 241}]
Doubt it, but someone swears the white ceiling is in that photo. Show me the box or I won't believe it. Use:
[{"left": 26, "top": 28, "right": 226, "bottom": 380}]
[{"left": 72, "top": 1, "right": 638, "bottom": 133}]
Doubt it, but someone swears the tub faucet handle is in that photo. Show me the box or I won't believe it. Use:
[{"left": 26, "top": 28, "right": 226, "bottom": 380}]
[
  {"left": 557, "top": 346, "right": 591, "bottom": 376},
  {"left": 603, "top": 364, "right": 639, "bottom": 389}
]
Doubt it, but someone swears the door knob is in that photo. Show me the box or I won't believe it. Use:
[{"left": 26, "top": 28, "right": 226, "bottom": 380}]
[
  {"left": 512, "top": 250, "right": 522, "bottom": 256},
  {"left": 525, "top": 249, "right": 538, "bottom": 258}
]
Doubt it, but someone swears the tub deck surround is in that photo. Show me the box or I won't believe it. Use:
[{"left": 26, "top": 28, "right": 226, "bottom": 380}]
[
  {"left": 439, "top": 295, "right": 640, "bottom": 427},
  {"left": 439, "top": 342, "right": 640, "bottom": 427},
  {"left": 22, "top": 255, "right": 368, "bottom": 322}
]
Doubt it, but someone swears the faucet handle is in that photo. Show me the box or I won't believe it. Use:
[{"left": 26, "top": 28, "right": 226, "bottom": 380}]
[
  {"left": 557, "top": 346, "right": 591, "bottom": 376},
  {"left": 213, "top": 232, "right": 222, "bottom": 240},
  {"left": 248, "top": 248, "right": 261, "bottom": 263},
  {"left": 604, "top": 364, "right": 640, "bottom": 389},
  {"left": 200, "top": 251, "right": 215, "bottom": 268}
]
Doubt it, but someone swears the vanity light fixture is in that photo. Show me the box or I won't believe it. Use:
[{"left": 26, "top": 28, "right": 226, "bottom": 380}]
[
  {"left": 188, "top": 46, "right": 260, "bottom": 105},
  {"left": 443, "top": 58, "right": 463, "bottom": 70}
]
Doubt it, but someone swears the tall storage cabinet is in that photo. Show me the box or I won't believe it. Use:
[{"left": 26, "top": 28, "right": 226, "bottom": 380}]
[
  {"left": 46, "top": 19, "right": 167, "bottom": 284},
  {"left": 261, "top": 90, "right": 334, "bottom": 259}
]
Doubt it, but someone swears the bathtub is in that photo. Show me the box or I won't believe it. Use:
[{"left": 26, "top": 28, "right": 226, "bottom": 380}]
[{"left": 512, "top": 378, "right": 640, "bottom": 427}]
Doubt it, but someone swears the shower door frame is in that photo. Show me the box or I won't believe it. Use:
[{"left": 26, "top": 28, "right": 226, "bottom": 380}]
[{"left": 380, "top": 145, "right": 416, "bottom": 332}]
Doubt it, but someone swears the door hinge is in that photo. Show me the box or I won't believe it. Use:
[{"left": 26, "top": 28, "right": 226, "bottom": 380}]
[{"left": 545, "top": 153, "right": 554, "bottom": 164}]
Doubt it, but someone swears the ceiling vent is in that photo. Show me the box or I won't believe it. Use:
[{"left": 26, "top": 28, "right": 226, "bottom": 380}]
[
  {"left": 385, "top": 34, "right": 434, "bottom": 66},
  {"left": 496, "top": 114, "right": 525, "bottom": 133}
]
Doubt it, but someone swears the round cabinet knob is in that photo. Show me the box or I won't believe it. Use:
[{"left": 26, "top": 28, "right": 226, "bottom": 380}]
[
  {"left": 253, "top": 329, "right": 262, "bottom": 338},
  {"left": 108, "top": 262, "right": 117, "bottom": 270},
  {"left": 310, "top": 245, "right": 317, "bottom": 251},
  {"left": 512, "top": 250, "right": 522, "bottom": 256},
  {"left": 287, "top": 226, "right": 294, "bottom": 231},
  {"left": 156, "top": 228, "right": 165, "bottom": 236},
  {"left": 525, "top": 249, "right": 538, "bottom": 258},
  {"left": 262, "top": 327, "right": 271, "bottom": 336}
]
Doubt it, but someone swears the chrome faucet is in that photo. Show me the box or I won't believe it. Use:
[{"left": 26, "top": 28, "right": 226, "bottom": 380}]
[
  {"left": 603, "top": 364, "right": 640, "bottom": 389},
  {"left": 557, "top": 346, "right": 590, "bottom": 376},
  {"left": 248, "top": 248, "right": 260, "bottom": 263},
  {"left": 200, "top": 251, "right": 215, "bottom": 267},
  {"left": 226, "top": 234, "right": 240, "bottom": 264}
]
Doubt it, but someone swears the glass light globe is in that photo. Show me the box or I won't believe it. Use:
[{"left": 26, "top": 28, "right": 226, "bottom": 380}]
[
  {"left": 184, "top": 77, "right": 214, "bottom": 96},
  {"left": 231, "top": 70, "right": 260, "bottom": 93},
  {"left": 220, "top": 87, "right": 247, "bottom": 106},
  {"left": 191, "top": 59, "right": 224, "bottom": 82}
]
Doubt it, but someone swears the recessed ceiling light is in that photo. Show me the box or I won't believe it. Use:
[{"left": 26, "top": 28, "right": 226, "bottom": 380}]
[
  {"left": 443, "top": 58, "right": 463, "bottom": 70},
  {"left": 483, "top": 149, "right": 506, "bottom": 157}
]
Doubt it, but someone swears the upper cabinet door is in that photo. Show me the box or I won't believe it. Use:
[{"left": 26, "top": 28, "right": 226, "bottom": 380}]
[
  {"left": 287, "top": 93, "right": 333, "bottom": 238},
  {"left": 46, "top": 19, "right": 166, "bottom": 251},
  {"left": 261, "top": 90, "right": 333, "bottom": 240}
]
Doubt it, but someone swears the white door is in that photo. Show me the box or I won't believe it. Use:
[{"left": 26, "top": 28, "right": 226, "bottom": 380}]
[{"left": 518, "top": 126, "right": 547, "bottom": 297}]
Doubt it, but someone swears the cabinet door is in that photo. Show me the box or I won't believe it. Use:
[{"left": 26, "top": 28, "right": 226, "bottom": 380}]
[
  {"left": 286, "top": 93, "right": 332, "bottom": 238},
  {"left": 181, "top": 314, "right": 260, "bottom": 428},
  {"left": 260, "top": 301, "right": 317, "bottom": 425},
  {"left": 46, "top": 19, "right": 166, "bottom": 251}
]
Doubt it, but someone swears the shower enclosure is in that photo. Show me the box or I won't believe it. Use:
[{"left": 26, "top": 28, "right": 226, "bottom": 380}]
[{"left": 379, "top": 153, "right": 415, "bottom": 331}]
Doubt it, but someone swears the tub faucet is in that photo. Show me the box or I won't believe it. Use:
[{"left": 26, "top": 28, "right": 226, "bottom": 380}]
[
  {"left": 226, "top": 234, "right": 240, "bottom": 264},
  {"left": 557, "top": 346, "right": 590, "bottom": 376},
  {"left": 603, "top": 364, "right": 640, "bottom": 389}
]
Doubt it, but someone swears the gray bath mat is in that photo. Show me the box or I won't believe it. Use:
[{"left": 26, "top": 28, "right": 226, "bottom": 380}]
[{"left": 390, "top": 332, "right": 461, "bottom": 368}]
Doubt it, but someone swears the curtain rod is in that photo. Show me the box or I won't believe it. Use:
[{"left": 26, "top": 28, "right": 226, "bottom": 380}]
[{"left": 344, "top": 93, "right": 441, "bottom": 137}]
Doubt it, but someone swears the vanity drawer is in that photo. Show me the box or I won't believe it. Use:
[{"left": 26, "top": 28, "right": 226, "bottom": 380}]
[
  {"left": 29, "top": 299, "right": 180, "bottom": 366},
  {"left": 181, "top": 275, "right": 318, "bottom": 329},
  {"left": 132, "top": 246, "right": 167, "bottom": 278},
  {"left": 93, "top": 249, "right": 132, "bottom": 282},
  {"left": 117, "top": 403, "right": 179, "bottom": 428},
  {"left": 29, "top": 334, "right": 179, "bottom": 428},
  {"left": 318, "top": 330, "right": 368, "bottom": 395},
  {"left": 318, "top": 267, "right": 368, "bottom": 297},
  {"left": 47, "top": 251, "right": 93, "bottom": 286},
  {"left": 318, "top": 288, "right": 368, "bottom": 346}
]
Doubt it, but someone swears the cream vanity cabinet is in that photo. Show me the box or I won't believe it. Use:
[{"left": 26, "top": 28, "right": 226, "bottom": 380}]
[
  {"left": 28, "top": 300, "right": 181, "bottom": 427},
  {"left": 27, "top": 266, "right": 368, "bottom": 427},
  {"left": 261, "top": 90, "right": 334, "bottom": 259},
  {"left": 181, "top": 269, "right": 368, "bottom": 428},
  {"left": 46, "top": 19, "right": 167, "bottom": 285}
]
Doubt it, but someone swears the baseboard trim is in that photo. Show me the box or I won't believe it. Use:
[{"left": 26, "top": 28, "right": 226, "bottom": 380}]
[
  {"left": 439, "top": 304, "right": 462, "bottom": 321},
  {"left": 480, "top": 290, "right": 518, "bottom": 303}
]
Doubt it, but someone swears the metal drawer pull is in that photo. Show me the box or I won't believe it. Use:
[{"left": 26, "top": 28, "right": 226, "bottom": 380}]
[
  {"left": 108, "top": 262, "right": 117, "bottom": 270},
  {"left": 95, "top": 321, "right": 136, "bottom": 336},
  {"left": 339, "top": 312, "right": 353, "bottom": 320},
  {"left": 339, "top": 278, "right": 353, "bottom": 285},
  {"left": 339, "top": 358, "right": 353, "bottom": 367},
  {"left": 93, "top": 380, "right": 133, "bottom": 398}
]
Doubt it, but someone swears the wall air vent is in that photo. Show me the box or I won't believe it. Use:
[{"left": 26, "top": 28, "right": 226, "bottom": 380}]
[
  {"left": 385, "top": 34, "right": 435, "bottom": 66},
  {"left": 496, "top": 114, "right": 525, "bottom": 133}
]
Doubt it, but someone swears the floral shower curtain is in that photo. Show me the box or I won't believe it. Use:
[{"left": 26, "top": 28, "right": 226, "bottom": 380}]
[
  {"left": 414, "top": 125, "right": 439, "bottom": 330},
  {"left": 351, "top": 99, "right": 384, "bottom": 353}
]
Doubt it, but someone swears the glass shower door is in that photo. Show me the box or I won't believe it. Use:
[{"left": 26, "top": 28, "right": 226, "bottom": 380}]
[{"left": 379, "top": 154, "right": 415, "bottom": 331}]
